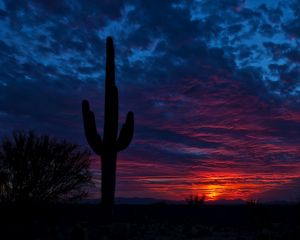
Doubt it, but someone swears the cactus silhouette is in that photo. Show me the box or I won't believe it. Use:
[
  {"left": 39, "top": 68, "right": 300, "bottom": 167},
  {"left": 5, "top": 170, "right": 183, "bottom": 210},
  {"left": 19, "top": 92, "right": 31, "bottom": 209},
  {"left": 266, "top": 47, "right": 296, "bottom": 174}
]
[{"left": 82, "top": 37, "right": 134, "bottom": 209}]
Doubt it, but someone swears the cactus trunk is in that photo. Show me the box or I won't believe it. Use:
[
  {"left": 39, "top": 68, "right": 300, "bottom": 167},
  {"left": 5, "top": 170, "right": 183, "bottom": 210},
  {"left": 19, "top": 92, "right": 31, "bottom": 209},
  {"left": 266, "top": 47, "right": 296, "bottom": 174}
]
[
  {"left": 82, "top": 37, "right": 134, "bottom": 213},
  {"left": 101, "top": 152, "right": 116, "bottom": 207}
]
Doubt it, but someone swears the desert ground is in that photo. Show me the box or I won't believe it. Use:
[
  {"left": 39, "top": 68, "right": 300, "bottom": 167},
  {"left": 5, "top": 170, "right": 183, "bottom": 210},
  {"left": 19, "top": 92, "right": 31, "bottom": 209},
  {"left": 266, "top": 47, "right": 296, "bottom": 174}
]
[{"left": 0, "top": 203, "right": 299, "bottom": 240}]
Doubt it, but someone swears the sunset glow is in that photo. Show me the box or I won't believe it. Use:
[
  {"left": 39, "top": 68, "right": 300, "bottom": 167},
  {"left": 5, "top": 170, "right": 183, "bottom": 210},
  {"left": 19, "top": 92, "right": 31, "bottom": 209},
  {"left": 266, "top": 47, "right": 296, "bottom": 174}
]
[{"left": 87, "top": 157, "right": 300, "bottom": 202}]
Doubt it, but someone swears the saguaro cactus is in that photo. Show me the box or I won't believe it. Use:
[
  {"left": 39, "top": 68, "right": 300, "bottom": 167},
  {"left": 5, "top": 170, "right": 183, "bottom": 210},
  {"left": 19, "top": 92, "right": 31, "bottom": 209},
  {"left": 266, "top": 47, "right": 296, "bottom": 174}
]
[{"left": 82, "top": 37, "right": 134, "bottom": 208}]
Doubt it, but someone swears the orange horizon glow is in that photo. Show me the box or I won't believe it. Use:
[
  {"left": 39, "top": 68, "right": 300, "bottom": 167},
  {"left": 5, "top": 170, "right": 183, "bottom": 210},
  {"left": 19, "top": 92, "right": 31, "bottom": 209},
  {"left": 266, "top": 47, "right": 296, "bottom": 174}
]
[{"left": 89, "top": 158, "right": 300, "bottom": 202}]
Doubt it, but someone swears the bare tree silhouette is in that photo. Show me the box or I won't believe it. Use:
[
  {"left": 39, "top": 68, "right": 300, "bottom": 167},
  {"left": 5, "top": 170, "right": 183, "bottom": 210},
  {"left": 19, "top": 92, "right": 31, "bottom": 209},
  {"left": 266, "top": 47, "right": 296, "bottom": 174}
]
[
  {"left": 0, "top": 131, "right": 91, "bottom": 203},
  {"left": 82, "top": 37, "right": 134, "bottom": 212}
]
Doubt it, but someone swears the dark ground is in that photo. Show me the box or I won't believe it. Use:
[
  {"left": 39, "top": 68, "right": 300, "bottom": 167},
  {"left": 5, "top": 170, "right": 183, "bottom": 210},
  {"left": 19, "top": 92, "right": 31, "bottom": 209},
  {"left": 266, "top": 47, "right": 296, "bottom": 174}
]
[{"left": 0, "top": 203, "right": 299, "bottom": 239}]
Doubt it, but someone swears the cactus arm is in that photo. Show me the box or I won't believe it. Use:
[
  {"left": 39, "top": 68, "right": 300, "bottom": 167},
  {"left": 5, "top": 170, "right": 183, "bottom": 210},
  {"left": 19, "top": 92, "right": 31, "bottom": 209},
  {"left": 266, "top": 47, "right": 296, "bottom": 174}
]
[
  {"left": 82, "top": 100, "right": 103, "bottom": 155},
  {"left": 116, "top": 112, "right": 134, "bottom": 151}
]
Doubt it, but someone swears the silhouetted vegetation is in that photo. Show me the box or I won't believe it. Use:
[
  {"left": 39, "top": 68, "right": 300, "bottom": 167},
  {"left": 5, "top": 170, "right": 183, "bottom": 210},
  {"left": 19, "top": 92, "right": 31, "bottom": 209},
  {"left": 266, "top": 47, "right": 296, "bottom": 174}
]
[
  {"left": 185, "top": 194, "right": 206, "bottom": 206},
  {"left": 0, "top": 131, "right": 91, "bottom": 203},
  {"left": 82, "top": 37, "right": 134, "bottom": 210},
  {"left": 246, "top": 199, "right": 259, "bottom": 206}
]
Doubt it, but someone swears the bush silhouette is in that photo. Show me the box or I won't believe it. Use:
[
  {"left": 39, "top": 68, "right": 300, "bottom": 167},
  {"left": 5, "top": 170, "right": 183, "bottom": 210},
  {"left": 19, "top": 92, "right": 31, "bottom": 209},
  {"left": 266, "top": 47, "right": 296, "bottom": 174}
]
[
  {"left": 0, "top": 131, "right": 91, "bottom": 203},
  {"left": 185, "top": 194, "right": 206, "bottom": 206}
]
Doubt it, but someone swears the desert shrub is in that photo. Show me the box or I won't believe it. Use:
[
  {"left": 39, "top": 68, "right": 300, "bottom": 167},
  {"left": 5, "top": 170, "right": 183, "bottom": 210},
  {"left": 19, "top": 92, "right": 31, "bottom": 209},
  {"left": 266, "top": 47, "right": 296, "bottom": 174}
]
[
  {"left": 0, "top": 130, "right": 91, "bottom": 203},
  {"left": 246, "top": 199, "right": 259, "bottom": 206},
  {"left": 185, "top": 194, "right": 206, "bottom": 206}
]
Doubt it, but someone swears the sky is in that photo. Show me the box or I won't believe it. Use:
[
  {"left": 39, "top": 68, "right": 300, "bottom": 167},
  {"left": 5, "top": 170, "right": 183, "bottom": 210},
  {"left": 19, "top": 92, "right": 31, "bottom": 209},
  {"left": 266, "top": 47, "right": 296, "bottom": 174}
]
[{"left": 0, "top": 0, "right": 300, "bottom": 202}]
